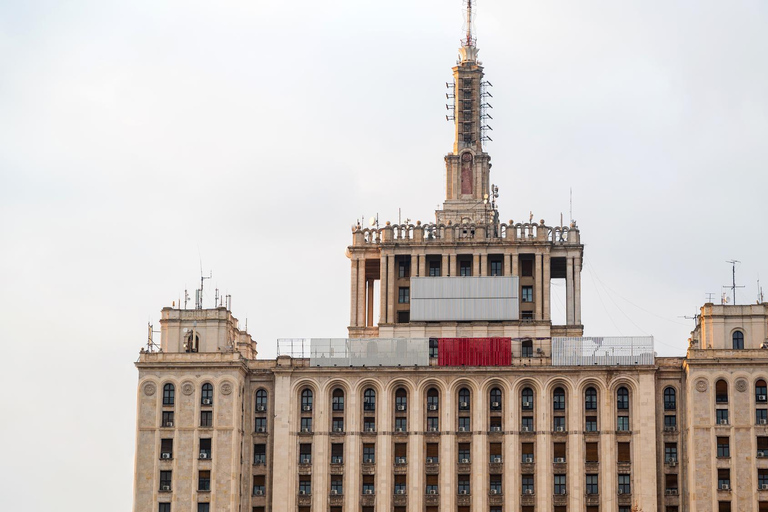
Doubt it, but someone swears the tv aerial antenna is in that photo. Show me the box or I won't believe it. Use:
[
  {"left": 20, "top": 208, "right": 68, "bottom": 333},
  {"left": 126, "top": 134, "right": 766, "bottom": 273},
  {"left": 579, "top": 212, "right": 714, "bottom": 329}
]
[
  {"left": 704, "top": 292, "right": 716, "bottom": 303},
  {"left": 196, "top": 267, "right": 212, "bottom": 310},
  {"left": 145, "top": 322, "right": 161, "bottom": 353},
  {"left": 722, "top": 260, "right": 743, "bottom": 305}
]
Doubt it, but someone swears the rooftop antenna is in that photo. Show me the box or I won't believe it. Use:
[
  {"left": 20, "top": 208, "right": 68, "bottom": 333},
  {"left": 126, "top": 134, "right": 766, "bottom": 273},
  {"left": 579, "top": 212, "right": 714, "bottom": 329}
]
[
  {"left": 146, "top": 322, "right": 161, "bottom": 353},
  {"left": 679, "top": 313, "right": 699, "bottom": 330},
  {"left": 757, "top": 276, "right": 764, "bottom": 304},
  {"left": 464, "top": 0, "right": 475, "bottom": 47},
  {"left": 184, "top": 288, "right": 189, "bottom": 309},
  {"left": 723, "top": 260, "right": 743, "bottom": 305},
  {"left": 196, "top": 266, "right": 212, "bottom": 310},
  {"left": 705, "top": 292, "right": 716, "bottom": 303},
  {"left": 569, "top": 187, "right": 573, "bottom": 224}
]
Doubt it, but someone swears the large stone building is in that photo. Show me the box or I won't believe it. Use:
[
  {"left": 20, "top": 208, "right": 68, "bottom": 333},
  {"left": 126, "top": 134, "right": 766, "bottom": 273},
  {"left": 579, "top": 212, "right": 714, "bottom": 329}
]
[{"left": 132, "top": 4, "right": 768, "bottom": 512}]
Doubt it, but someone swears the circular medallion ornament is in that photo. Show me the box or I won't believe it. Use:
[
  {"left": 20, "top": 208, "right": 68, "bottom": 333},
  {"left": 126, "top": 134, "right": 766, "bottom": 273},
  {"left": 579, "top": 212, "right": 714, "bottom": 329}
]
[
  {"left": 143, "top": 382, "right": 156, "bottom": 396},
  {"left": 221, "top": 382, "right": 233, "bottom": 396},
  {"left": 182, "top": 382, "right": 195, "bottom": 396},
  {"left": 695, "top": 379, "right": 708, "bottom": 393},
  {"left": 735, "top": 379, "right": 748, "bottom": 392}
]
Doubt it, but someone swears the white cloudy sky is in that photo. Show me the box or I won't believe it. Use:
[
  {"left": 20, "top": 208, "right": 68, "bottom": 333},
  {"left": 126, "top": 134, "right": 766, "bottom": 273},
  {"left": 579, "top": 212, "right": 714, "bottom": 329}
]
[{"left": 1, "top": 0, "right": 767, "bottom": 509}]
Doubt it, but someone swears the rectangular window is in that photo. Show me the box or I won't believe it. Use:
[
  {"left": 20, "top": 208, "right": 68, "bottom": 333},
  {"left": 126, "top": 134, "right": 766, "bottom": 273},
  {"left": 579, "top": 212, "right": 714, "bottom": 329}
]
[
  {"left": 332, "top": 418, "right": 344, "bottom": 433},
  {"left": 717, "top": 409, "right": 729, "bottom": 424},
  {"left": 521, "top": 475, "right": 534, "bottom": 494},
  {"left": 159, "top": 504, "right": 171, "bottom": 512},
  {"left": 458, "top": 443, "right": 471, "bottom": 463},
  {"left": 490, "top": 476, "right": 502, "bottom": 493},
  {"left": 719, "top": 503, "right": 731, "bottom": 512},
  {"left": 521, "top": 311, "right": 534, "bottom": 321},
  {"left": 521, "top": 442, "right": 534, "bottom": 463},
  {"left": 160, "top": 438, "right": 173, "bottom": 459},
  {"left": 331, "top": 477, "right": 343, "bottom": 494},
  {"left": 398, "top": 260, "right": 410, "bottom": 278},
  {"left": 490, "top": 259, "right": 502, "bottom": 276},
  {"left": 428, "top": 261, "right": 441, "bottom": 277},
  {"left": 397, "top": 311, "right": 410, "bottom": 323},
  {"left": 521, "top": 286, "right": 533, "bottom": 303},
  {"left": 586, "top": 474, "right": 598, "bottom": 494},
  {"left": 362, "top": 475, "right": 375, "bottom": 494},
  {"left": 427, "top": 417, "right": 439, "bottom": 431},
  {"left": 553, "top": 442, "right": 566, "bottom": 461},
  {"left": 200, "top": 411, "right": 213, "bottom": 428},
  {"left": 757, "top": 409, "right": 767, "bottom": 424},
  {"left": 363, "top": 418, "right": 376, "bottom": 432},
  {"left": 299, "top": 443, "right": 312, "bottom": 464},
  {"left": 395, "top": 417, "right": 407, "bottom": 431},
  {"left": 717, "top": 437, "right": 730, "bottom": 458},
  {"left": 198, "top": 471, "right": 211, "bottom": 492},
  {"left": 458, "top": 417, "right": 470, "bottom": 431},
  {"left": 457, "top": 477, "right": 470, "bottom": 494},
  {"left": 718, "top": 469, "right": 730, "bottom": 489},
  {"left": 199, "top": 438, "right": 211, "bottom": 459},
  {"left": 197, "top": 505, "right": 209, "bottom": 512},
  {"left": 618, "top": 442, "right": 631, "bottom": 463},
  {"left": 162, "top": 411, "right": 174, "bottom": 427},
  {"left": 159, "top": 470, "right": 172, "bottom": 491},
  {"left": 553, "top": 474, "right": 566, "bottom": 495},
  {"left": 553, "top": 416, "right": 565, "bottom": 430},
  {"left": 586, "top": 442, "right": 599, "bottom": 462},
  {"left": 254, "top": 444, "right": 266, "bottom": 464},
  {"left": 585, "top": 416, "right": 597, "bottom": 432},
  {"left": 331, "top": 443, "right": 343, "bottom": 464},
  {"left": 429, "top": 338, "right": 438, "bottom": 358},
  {"left": 665, "top": 474, "right": 678, "bottom": 493},
  {"left": 426, "top": 474, "right": 439, "bottom": 495},
  {"left": 664, "top": 415, "right": 677, "bottom": 429},
  {"left": 460, "top": 260, "right": 472, "bottom": 276},
  {"left": 362, "top": 444, "right": 375, "bottom": 464},
  {"left": 520, "top": 257, "right": 534, "bottom": 277},
  {"left": 758, "top": 469, "right": 768, "bottom": 488},
  {"left": 394, "top": 474, "right": 406, "bottom": 494},
  {"left": 252, "top": 476, "right": 265, "bottom": 496},
  {"left": 618, "top": 474, "right": 631, "bottom": 494},
  {"left": 617, "top": 416, "right": 630, "bottom": 431},
  {"left": 300, "top": 417, "right": 312, "bottom": 432},
  {"left": 254, "top": 417, "right": 267, "bottom": 432},
  {"left": 299, "top": 476, "right": 311, "bottom": 495},
  {"left": 665, "top": 443, "right": 678, "bottom": 463},
  {"left": 521, "top": 417, "right": 533, "bottom": 431},
  {"left": 398, "top": 287, "right": 410, "bottom": 304}
]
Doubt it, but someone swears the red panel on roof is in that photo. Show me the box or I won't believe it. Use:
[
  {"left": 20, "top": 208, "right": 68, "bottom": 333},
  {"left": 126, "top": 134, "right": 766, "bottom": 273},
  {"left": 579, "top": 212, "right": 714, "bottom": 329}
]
[{"left": 437, "top": 338, "right": 511, "bottom": 366}]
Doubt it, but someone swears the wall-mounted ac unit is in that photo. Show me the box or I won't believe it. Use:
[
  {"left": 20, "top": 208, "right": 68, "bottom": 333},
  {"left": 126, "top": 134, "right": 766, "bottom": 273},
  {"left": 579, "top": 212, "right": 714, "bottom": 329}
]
[
  {"left": 555, "top": 457, "right": 565, "bottom": 463},
  {"left": 161, "top": 452, "right": 171, "bottom": 459},
  {"left": 524, "top": 457, "right": 533, "bottom": 463},
  {"left": 302, "top": 405, "right": 312, "bottom": 412},
  {"left": 256, "top": 405, "right": 266, "bottom": 412},
  {"left": 396, "top": 405, "right": 406, "bottom": 411},
  {"left": 202, "top": 398, "right": 212, "bottom": 405},
  {"left": 492, "top": 457, "right": 501, "bottom": 463}
]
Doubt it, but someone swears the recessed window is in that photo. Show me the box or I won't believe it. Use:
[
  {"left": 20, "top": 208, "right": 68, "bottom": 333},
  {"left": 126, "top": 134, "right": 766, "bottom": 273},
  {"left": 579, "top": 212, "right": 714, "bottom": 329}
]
[
  {"left": 716, "top": 409, "right": 729, "bottom": 424},
  {"left": 521, "top": 388, "right": 534, "bottom": 410},
  {"left": 254, "top": 417, "right": 267, "bottom": 432},
  {"left": 395, "top": 417, "right": 407, "bottom": 431},
  {"left": 159, "top": 504, "right": 171, "bottom": 512},
  {"left": 395, "top": 388, "right": 407, "bottom": 411},
  {"left": 665, "top": 443, "right": 678, "bottom": 463},
  {"left": 163, "top": 384, "right": 175, "bottom": 406},
  {"left": 458, "top": 388, "right": 470, "bottom": 410},
  {"left": 301, "top": 389, "right": 313, "bottom": 411},
  {"left": 161, "top": 411, "right": 174, "bottom": 428},
  {"left": 362, "top": 444, "right": 375, "bottom": 464},
  {"left": 756, "top": 380, "right": 767, "bottom": 403},
  {"left": 198, "top": 471, "right": 210, "bottom": 492},
  {"left": 197, "top": 504, "right": 209, "bottom": 512},
  {"left": 617, "top": 387, "right": 629, "bottom": 410},
  {"left": 732, "top": 331, "right": 744, "bottom": 350},
  {"left": 490, "top": 388, "right": 502, "bottom": 410},
  {"left": 332, "top": 389, "right": 345, "bottom": 411},
  {"left": 300, "top": 417, "right": 312, "bottom": 432},
  {"left": 664, "top": 415, "right": 677, "bottom": 429},
  {"left": 200, "top": 411, "right": 212, "bottom": 428},
  {"left": 521, "top": 340, "right": 533, "bottom": 357},
  {"left": 460, "top": 260, "right": 472, "bottom": 276},
  {"left": 717, "top": 437, "right": 730, "bottom": 458},
  {"left": 299, "top": 444, "right": 312, "bottom": 464},
  {"left": 159, "top": 470, "right": 172, "bottom": 491},
  {"left": 255, "top": 389, "right": 268, "bottom": 411},
  {"left": 458, "top": 417, "right": 470, "bottom": 431},
  {"left": 521, "top": 286, "right": 533, "bottom": 303},
  {"left": 585, "top": 416, "right": 597, "bottom": 432},
  {"left": 428, "top": 261, "right": 441, "bottom": 277},
  {"left": 664, "top": 387, "right": 676, "bottom": 410},
  {"left": 160, "top": 438, "right": 173, "bottom": 459},
  {"left": 201, "top": 383, "right": 213, "bottom": 406},
  {"left": 398, "top": 287, "right": 410, "bottom": 304},
  {"left": 716, "top": 380, "right": 729, "bottom": 404},
  {"left": 617, "top": 416, "right": 630, "bottom": 431},
  {"left": 199, "top": 438, "right": 211, "bottom": 459},
  {"left": 490, "top": 259, "right": 502, "bottom": 276},
  {"left": 586, "top": 474, "right": 598, "bottom": 495},
  {"left": 553, "top": 388, "right": 565, "bottom": 410},
  {"left": 585, "top": 387, "right": 597, "bottom": 410},
  {"left": 253, "top": 444, "right": 266, "bottom": 464},
  {"left": 521, "top": 475, "right": 534, "bottom": 494},
  {"left": 617, "top": 474, "right": 631, "bottom": 494},
  {"left": 363, "top": 388, "right": 376, "bottom": 411},
  {"left": 398, "top": 260, "right": 410, "bottom": 278},
  {"left": 298, "top": 476, "right": 311, "bottom": 495}
]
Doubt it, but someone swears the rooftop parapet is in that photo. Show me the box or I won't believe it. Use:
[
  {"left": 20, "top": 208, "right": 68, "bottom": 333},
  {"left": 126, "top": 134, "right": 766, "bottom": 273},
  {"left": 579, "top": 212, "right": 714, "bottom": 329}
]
[
  {"left": 552, "top": 336, "right": 655, "bottom": 366},
  {"left": 352, "top": 220, "right": 580, "bottom": 247}
]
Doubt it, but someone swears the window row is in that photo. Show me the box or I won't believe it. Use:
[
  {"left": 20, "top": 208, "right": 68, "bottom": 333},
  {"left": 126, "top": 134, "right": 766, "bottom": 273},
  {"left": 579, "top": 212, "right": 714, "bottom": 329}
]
[{"left": 160, "top": 383, "right": 215, "bottom": 406}]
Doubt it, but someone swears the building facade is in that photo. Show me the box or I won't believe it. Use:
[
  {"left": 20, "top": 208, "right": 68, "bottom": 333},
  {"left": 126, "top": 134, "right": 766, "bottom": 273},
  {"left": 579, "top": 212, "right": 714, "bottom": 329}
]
[{"left": 133, "top": 4, "right": 768, "bottom": 512}]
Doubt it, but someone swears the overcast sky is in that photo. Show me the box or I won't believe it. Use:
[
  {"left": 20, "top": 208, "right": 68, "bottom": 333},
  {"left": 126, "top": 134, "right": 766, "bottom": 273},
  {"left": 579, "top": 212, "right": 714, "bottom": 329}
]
[{"left": 1, "top": 0, "right": 767, "bottom": 509}]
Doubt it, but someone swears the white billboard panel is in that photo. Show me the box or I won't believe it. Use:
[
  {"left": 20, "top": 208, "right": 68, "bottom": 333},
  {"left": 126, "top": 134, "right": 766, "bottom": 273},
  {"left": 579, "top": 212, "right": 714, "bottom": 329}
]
[{"left": 410, "top": 276, "right": 519, "bottom": 321}]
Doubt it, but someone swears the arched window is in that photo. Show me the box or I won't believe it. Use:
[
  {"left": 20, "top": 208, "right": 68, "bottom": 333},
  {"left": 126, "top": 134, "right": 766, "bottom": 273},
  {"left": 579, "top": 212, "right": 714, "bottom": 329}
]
[
  {"left": 715, "top": 380, "right": 728, "bottom": 404},
  {"left": 363, "top": 388, "right": 376, "bottom": 411},
  {"left": 163, "top": 383, "right": 175, "bottom": 406},
  {"left": 663, "top": 387, "right": 676, "bottom": 410},
  {"left": 332, "top": 389, "right": 345, "bottom": 412},
  {"left": 255, "top": 389, "right": 268, "bottom": 411},
  {"left": 184, "top": 332, "right": 199, "bottom": 353},
  {"left": 553, "top": 387, "right": 566, "bottom": 410},
  {"left": 301, "top": 389, "right": 313, "bottom": 411},
  {"left": 427, "top": 388, "right": 439, "bottom": 411},
  {"left": 490, "top": 388, "right": 502, "bottom": 410},
  {"left": 756, "top": 380, "right": 767, "bottom": 403},
  {"left": 395, "top": 388, "right": 407, "bottom": 411},
  {"left": 585, "top": 387, "right": 597, "bottom": 410},
  {"left": 201, "top": 383, "right": 213, "bottom": 405},
  {"left": 733, "top": 331, "right": 745, "bottom": 350},
  {"left": 458, "top": 388, "right": 470, "bottom": 411},
  {"left": 617, "top": 387, "right": 629, "bottom": 410},
  {"left": 521, "top": 387, "right": 534, "bottom": 410}
]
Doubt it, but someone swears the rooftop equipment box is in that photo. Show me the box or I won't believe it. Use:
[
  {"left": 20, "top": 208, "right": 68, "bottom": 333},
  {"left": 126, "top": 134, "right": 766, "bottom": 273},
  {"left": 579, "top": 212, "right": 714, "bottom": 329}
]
[{"left": 410, "top": 276, "right": 519, "bottom": 321}]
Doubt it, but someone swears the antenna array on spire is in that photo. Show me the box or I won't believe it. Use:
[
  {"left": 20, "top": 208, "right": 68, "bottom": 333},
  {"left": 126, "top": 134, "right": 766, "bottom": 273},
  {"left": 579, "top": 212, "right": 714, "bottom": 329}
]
[{"left": 463, "top": 0, "right": 476, "bottom": 47}]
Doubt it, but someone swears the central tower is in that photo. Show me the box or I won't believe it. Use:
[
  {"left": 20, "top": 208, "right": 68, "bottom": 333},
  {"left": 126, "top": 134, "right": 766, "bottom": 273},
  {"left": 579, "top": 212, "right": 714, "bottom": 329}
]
[{"left": 437, "top": 0, "right": 494, "bottom": 225}]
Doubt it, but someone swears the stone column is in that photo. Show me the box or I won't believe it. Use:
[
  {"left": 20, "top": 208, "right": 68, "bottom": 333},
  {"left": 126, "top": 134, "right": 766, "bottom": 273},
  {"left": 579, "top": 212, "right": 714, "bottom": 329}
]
[
  {"left": 480, "top": 253, "right": 487, "bottom": 276},
  {"left": 442, "top": 254, "right": 449, "bottom": 277},
  {"left": 542, "top": 254, "right": 551, "bottom": 322},
  {"left": 503, "top": 251, "right": 511, "bottom": 276},
  {"left": 387, "top": 255, "right": 396, "bottom": 324},
  {"left": 418, "top": 253, "right": 426, "bottom": 277},
  {"left": 574, "top": 257, "right": 582, "bottom": 325},
  {"left": 346, "top": 390, "right": 360, "bottom": 511},
  {"left": 511, "top": 253, "right": 518, "bottom": 277},
  {"left": 350, "top": 258, "right": 359, "bottom": 327},
  {"left": 450, "top": 254, "right": 458, "bottom": 278},
  {"left": 473, "top": 253, "right": 480, "bottom": 277},
  {"left": 379, "top": 256, "right": 388, "bottom": 324},
  {"left": 535, "top": 253, "right": 543, "bottom": 320},
  {"left": 357, "top": 258, "right": 366, "bottom": 328},
  {"left": 566, "top": 257, "right": 575, "bottom": 325},
  {"left": 367, "top": 279, "right": 375, "bottom": 327}
]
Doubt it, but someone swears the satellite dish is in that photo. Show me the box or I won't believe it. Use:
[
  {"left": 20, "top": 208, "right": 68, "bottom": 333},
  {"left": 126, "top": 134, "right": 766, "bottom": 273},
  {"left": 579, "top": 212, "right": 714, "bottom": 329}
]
[{"left": 369, "top": 217, "right": 376, "bottom": 227}]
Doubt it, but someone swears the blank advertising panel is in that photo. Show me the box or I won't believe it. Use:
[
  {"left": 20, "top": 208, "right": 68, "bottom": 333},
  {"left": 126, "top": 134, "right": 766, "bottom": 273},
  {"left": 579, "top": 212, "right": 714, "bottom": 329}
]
[{"left": 410, "top": 276, "right": 519, "bottom": 321}]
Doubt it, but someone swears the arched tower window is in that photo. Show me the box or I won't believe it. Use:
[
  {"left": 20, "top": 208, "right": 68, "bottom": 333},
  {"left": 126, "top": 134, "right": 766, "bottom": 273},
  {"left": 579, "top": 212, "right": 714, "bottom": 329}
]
[
  {"left": 585, "top": 387, "right": 597, "bottom": 410},
  {"left": 301, "top": 389, "right": 313, "bottom": 411},
  {"left": 617, "top": 387, "right": 629, "bottom": 410},
  {"left": 490, "top": 388, "right": 502, "bottom": 410},
  {"left": 458, "top": 388, "right": 470, "bottom": 411},
  {"left": 201, "top": 383, "right": 213, "bottom": 405},
  {"left": 756, "top": 380, "right": 767, "bottom": 403},
  {"left": 184, "top": 332, "right": 199, "bottom": 353},
  {"left": 363, "top": 388, "right": 376, "bottom": 411},
  {"left": 255, "top": 389, "right": 268, "bottom": 411},
  {"left": 663, "top": 387, "right": 676, "bottom": 410},
  {"left": 332, "top": 388, "right": 345, "bottom": 412},
  {"left": 163, "top": 383, "right": 175, "bottom": 406},
  {"left": 395, "top": 388, "right": 408, "bottom": 411},
  {"left": 427, "top": 388, "right": 439, "bottom": 411},
  {"left": 521, "top": 388, "right": 534, "bottom": 410},
  {"left": 553, "top": 387, "right": 566, "bottom": 411},
  {"left": 733, "top": 331, "right": 744, "bottom": 350},
  {"left": 716, "top": 380, "right": 728, "bottom": 404}
]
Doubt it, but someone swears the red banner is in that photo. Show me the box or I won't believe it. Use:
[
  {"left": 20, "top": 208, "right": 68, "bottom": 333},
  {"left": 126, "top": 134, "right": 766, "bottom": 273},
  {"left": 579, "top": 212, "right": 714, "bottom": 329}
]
[{"left": 437, "top": 338, "right": 512, "bottom": 366}]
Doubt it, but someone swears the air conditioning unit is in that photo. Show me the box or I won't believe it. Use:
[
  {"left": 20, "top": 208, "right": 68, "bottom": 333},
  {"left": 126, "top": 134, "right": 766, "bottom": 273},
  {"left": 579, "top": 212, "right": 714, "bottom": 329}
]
[
  {"left": 161, "top": 485, "right": 171, "bottom": 491},
  {"left": 254, "top": 489, "right": 264, "bottom": 496},
  {"left": 719, "top": 419, "right": 729, "bottom": 425},
  {"left": 396, "top": 427, "right": 404, "bottom": 433},
  {"left": 719, "top": 484, "right": 730, "bottom": 491},
  {"left": 302, "top": 405, "right": 312, "bottom": 412},
  {"left": 396, "top": 457, "right": 406, "bottom": 464},
  {"left": 618, "top": 490, "right": 625, "bottom": 495},
  {"left": 492, "top": 456, "right": 502, "bottom": 463},
  {"left": 664, "top": 426, "right": 675, "bottom": 432},
  {"left": 560, "top": 489, "right": 567, "bottom": 495},
  {"left": 366, "top": 427, "right": 376, "bottom": 432},
  {"left": 521, "top": 426, "right": 530, "bottom": 432},
  {"left": 256, "top": 405, "right": 266, "bottom": 412},
  {"left": 665, "top": 489, "right": 677, "bottom": 495},
  {"left": 523, "top": 401, "right": 532, "bottom": 408},
  {"left": 490, "top": 489, "right": 498, "bottom": 495},
  {"left": 759, "top": 451, "right": 767, "bottom": 458},
  {"left": 333, "top": 427, "right": 343, "bottom": 433},
  {"left": 161, "top": 452, "right": 171, "bottom": 459},
  {"left": 428, "top": 404, "right": 438, "bottom": 411},
  {"left": 555, "top": 426, "right": 565, "bottom": 432},
  {"left": 426, "top": 457, "right": 436, "bottom": 463},
  {"left": 397, "top": 405, "right": 406, "bottom": 411},
  {"left": 164, "top": 421, "right": 174, "bottom": 427},
  {"left": 332, "top": 457, "right": 343, "bottom": 464},
  {"left": 301, "top": 427, "right": 311, "bottom": 433},
  {"left": 524, "top": 457, "right": 533, "bottom": 463},
  {"left": 759, "top": 395, "right": 767, "bottom": 401},
  {"left": 300, "top": 457, "right": 311, "bottom": 464},
  {"left": 761, "top": 484, "right": 768, "bottom": 490},
  {"left": 299, "top": 490, "right": 306, "bottom": 495},
  {"left": 364, "top": 489, "right": 373, "bottom": 495},
  {"left": 256, "top": 427, "right": 266, "bottom": 433},
  {"left": 202, "top": 398, "right": 212, "bottom": 405},
  {"left": 555, "top": 457, "right": 565, "bottom": 463},
  {"left": 396, "top": 489, "right": 405, "bottom": 495},
  {"left": 460, "top": 401, "right": 469, "bottom": 409},
  {"left": 428, "top": 489, "right": 437, "bottom": 495},
  {"left": 491, "top": 426, "right": 501, "bottom": 432},
  {"left": 459, "top": 426, "right": 467, "bottom": 432},
  {"left": 524, "top": 489, "right": 533, "bottom": 495},
  {"left": 330, "top": 489, "right": 338, "bottom": 495},
  {"left": 429, "top": 427, "right": 438, "bottom": 432},
  {"left": 491, "top": 401, "right": 500, "bottom": 409},
  {"left": 460, "top": 458, "right": 470, "bottom": 464},
  {"left": 759, "top": 419, "right": 768, "bottom": 425},
  {"left": 667, "top": 460, "right": 677, "bottom": 467},
  {"left": 459, "top": 489, "right": 468, "bottom": 495},
  {"left": 199, "top": 452, "right": 208, "bottom": 459}
]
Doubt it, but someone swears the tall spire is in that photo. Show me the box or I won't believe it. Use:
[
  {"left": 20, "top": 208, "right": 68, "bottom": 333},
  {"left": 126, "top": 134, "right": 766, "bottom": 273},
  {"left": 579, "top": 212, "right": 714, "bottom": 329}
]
[
  {"left": 465, "top": 0, "right": 475, "bottom": 48},
  {"left": 459, "top": 0, "right": 479, "bottom": 62}
]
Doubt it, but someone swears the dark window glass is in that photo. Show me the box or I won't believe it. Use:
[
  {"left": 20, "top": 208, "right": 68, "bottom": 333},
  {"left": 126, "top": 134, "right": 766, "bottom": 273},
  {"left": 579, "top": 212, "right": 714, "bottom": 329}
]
[
  {"left": 585, "top": 387, "right": 597, "bottom": 410},
  {"left": 163, "top": 384, "right": 175, "bottom": 406},
  {"left": 200, "top": 411, "right": 212, "bottom": 428},
  {"left": 255, "top": 389, "right": 267, "bottom": 410},
  {"left": 201, "top": 383, "right": 213, "bottom": 405},
  {"left": 617, "top": 387, "right": 629, "bottom": 410},
  {"left": 664, "top": 387, "right": 676, "bottom": 410},
  {"left": 553, "top": 388, "right": 565, "bottom": 410},
  {"left": 521, "top": 286, "right": 533, "bottom": 303},
  {"left": 363, "top": 388, "right": 376, "bottom": 410},
  {"left": 733, "top": 331, "right": 744, "bottom": 350},
  {"left": 398, "top": 287, "right": 410, "bottom": 304}
]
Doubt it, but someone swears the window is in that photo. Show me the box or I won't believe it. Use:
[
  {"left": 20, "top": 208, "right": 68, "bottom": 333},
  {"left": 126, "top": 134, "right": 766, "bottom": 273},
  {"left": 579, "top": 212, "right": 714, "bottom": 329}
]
[
  {"left": 200, "top": 411, "right": 212, "bottom": 428},
  {"left": 718, "top": 469, "right": 730, "bottom": 489},
  {"left": 719, "top": 502, "right": 732, "bottom": 512},
  {"left": 521, "top": 442, "right": 534, "bottom": 463},
  {"left": 159, "top": 504, "right": 171, "bottom": 512},
  {"left": 197, "top": 504, "right": 209, "bottom": 512},
  {"left": 301, "top": 389, "right": 313, "bottom": 410},
  {"left": 427, "top": 388, "right": 439, "bottom": 410},
  {"left": 521, "top": 286, "right": 533, "bottom": 303},
  {"left": 427, "top": 416, "right": 439, "bottom": 431},
  {"left": 757, "top": 380, "right": 767, "bottom": 403},
  {"left": 163, "top": 383, "right": 175, "bottom": 406},
  {"left": 618, "top": 474, "right": 631, "bottom": 494},
  {"left": 429, "top": 338, "right": 438, "bottom": 358},
  {"left": 362, "top": 444, "right": 375, "bottom": 463},
  {"left": 332, "top": 418, "right": 344, "bottom": 432},
  {"left": 394, "top": 474, "right": 406, "bottom": 494},
  {"left": 716, "top": 409, "right": 729, "bottom": 424},
  {"left": 758, "top": 469, "right": 768, "bottom": 488},
  {"left": 521, "top": 475, "right": 534, "bottom": 494},
  {"left": 490, "top": 388, "right": 502, "bottom": 410},
  {"left": 520, "top": 257, "right": 533, "bottom": 277},
  {"left": 490, "top": 259, "right": 502, "bottom": 276},
  {"left": 553, "top": 442, "right": 566, "bottom": 462},
  {"left": 490, "top": 476, "right": 502, "bottom": 493},
  {"left": 252, "top": 475, "right": 266, "bottom": 496},
  {"left": 521, "top": 340, "right": 533, "bottom": 357},
  {"left": 160, "top": 470, "right": 172, "bottom": 491},
  {"left": 331, "top": 443, "right": 343, "bottom": 464},
  {"left": 459, "top": 258, "right": 472, "bottom": 276},
  {"left": 253, "top": 416, "right": 267, "bottom": 432},
  {"left": 586, "top": 474, "right": 598, "bottom": 495},
  {"left": 299, "top": 476, "right": 311, "bottom": 495},
  {"left": 425, "top": 474, "right": 439, "bottom": 495},
  {"left": 521, "top": 388, "right": 534, "bottom": 409},
  {"left": 458, "top": 443, "right": 470, "bottom": 462},
  {"left": 665, "top": 415, "right": 677, "bottom": 429},
  {"left": 363, "top": 388, "right": 376, "bottom": 411},
  {"left": 198, "top": 470, "right": 210, "bottom": 492},
  {"left": 362, "top": 475, "right": 374, "bottom": 494},
  {"left": 585, "top": 442, "right": 599, "bottom": 463},
  {"left": 664, "top": 387, "right": 676, "bottom": 410},
  {"left": 395, "top": 417, "right": 407, "bottom": 431},
  {"left": 427, "top": 443, "right": 439, "bottom": 464},
  {"left": 617, "top": 387, "right": 629, "bottom": 410},
  {"left": 555, "top": 475, "right": 566, "bottom": 494},
  {"left": 331, "top": 478, "right": 343, "bottom": 494},
  {"left": 585, "top": 387, "right": 597, "bottom": 410},
  {"left": 585, "top": 416, "right": 597, "bottom": 432},
  {"left": 458, "top": 388, "right": 470, "bottom": 410},
  {"left": 398, "top": 260, "right": 410, "bottom": 278},
  {"left": 458, "top": 417, "right": 470, "bottom": 431},
  {"left": 521, "top": 311, "right": 534, "bottom": 320},
  {"left": 716, "top": 380, "right": 728, "bottom": 404},
  {"left": 619, "top": 508, "right": 630, "bottom": 512},
  {"left": 665, "top": 443, "right": 678, "bottom": 463},
  {"left": 618, "top": 442, "right": 631, "bottom": 463},
  {"left": 397, "top": 311, "right": 409, "bottom": 323},
  {"left": 332, "top": 389, "right": 344, "bottom": 411},
  {"left": 398, "top": 287, "right": 410, "bottom": 304},
  {"left": 363, "top": 417, "right": 376, "bottom": 431},
  {"left": 457, "top": 477, "right": 470, "bottom": 495},
  {"left": 199, "top": 438, "right": 211, "bottom": 459},
  {"left": 255, "top": 389, "right": 267, "bottom": 411},
  {"left": 665, "top": 474, "right": 678, "bottom": 494},
  {"left": 201, "top": 383, "right": 213, "bottom": 405},
  {"left": 395, "top": 388, "right": 407, "bottom": 410},
  {"left": 429, "top": 261, "right": 441, "bottom": 277},
  {"left": 300, "top": 417, "right": 312, "bottom": 432},
  {"left": 553, "top": 416, "right": 565, "bottom": 431},
  {"left": 717, "top": 437, "right": 730, "bottom": 458},
  {"left": 160, "top": 438, "right": 173, "bottom": 459},
  {"left": 757, "top": 409, "right": 768, "bottom": 424},
  {"left": 553, "top": 387, "right": 565, "bottom": 410},
  {"left": 254, "top": 444, "right": 266, "bottom": 464},
  {"left": 521, "top": 417, "right": 534, "bottom": 431},
  {"left": 733, "top": 331, "right": 744, "bottom": 350},
  {"left": 162, "top": 411, "right": 174, "bottom": 427},
  {"left": 617, "top": 416, "right": 629, "bottom": 431}
]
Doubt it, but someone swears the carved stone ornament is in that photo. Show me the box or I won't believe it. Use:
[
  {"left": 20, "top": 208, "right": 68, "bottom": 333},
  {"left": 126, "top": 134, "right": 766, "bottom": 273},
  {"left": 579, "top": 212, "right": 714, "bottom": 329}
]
[
  {"left": 143, "top": 382, "right": 156, "bottom": 396},
  {"left": 695, "top": 379, "right": 708, "bottom": 393},
  {"left": 735, "top": 379, "right": 748, "bottom": 392},
  {"left": 221, "top": 382, "right": 233, "bottom": 395},
  {"left": 182, "top": 382, "right": 195, "bottom": 396}
]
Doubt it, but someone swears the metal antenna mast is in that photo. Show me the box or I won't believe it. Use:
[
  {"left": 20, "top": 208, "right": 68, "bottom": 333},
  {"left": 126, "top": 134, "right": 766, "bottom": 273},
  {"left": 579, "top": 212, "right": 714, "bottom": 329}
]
[
  {"left": 465, "top": 0, "right": 474, "bottom": 46},
  {"left": 723, "top": 260, "right": 743, "bottom": 305}
]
